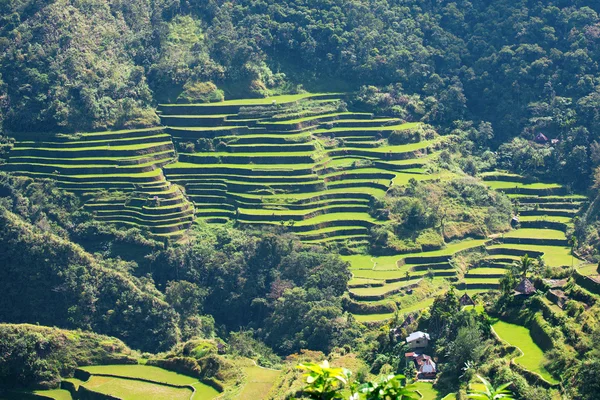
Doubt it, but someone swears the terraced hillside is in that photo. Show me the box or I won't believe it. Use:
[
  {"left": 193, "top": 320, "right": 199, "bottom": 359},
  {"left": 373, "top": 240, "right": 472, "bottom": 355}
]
[
  {"left": 63, "top": 365, "right": 219, "bottom": 400},
  {"left": 159, "top": 93, "right": 445, "bottom": 246},
  {"left": 0, "top": 128, "right": 194, "bottom": 237},
  {"left": 345, "top": 172, "right": 587, "bottom": 322}
]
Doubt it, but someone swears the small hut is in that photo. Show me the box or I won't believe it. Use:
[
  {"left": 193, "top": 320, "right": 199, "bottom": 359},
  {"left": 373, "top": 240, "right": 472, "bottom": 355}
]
[
  {"left": 406, "top": 331, "right": 430, "bottom": 349},
  {"left": 459, "top": 293, "right": 475, "bottom": 307},
  {"left": 511, "top": 216, "right": 520, "bottom": 228},
  {"left": 514, "top": 277, "right": 536, "bottom": 297},
  {"left": 535, "top": 132, "right": 549, "bottom": 144}
]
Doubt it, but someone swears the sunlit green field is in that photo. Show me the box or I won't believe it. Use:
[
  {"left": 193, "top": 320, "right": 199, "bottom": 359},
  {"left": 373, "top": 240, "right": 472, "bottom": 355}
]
[
  {"left": 80, "top": 365, "right": 219, "bottom": 400},
  {"left": 485, "top": 181, "right": 562, "bottom": 190},
  {"left": 492, "top": 320, "right": 557, "bottom": 383},
  {"left": 486, "top": 243, "right": 575, "bottom": 268},
  {"left": 33, "top": 389, "right": 73, "bottom": 400},
  {"left": 503, "top": 228, "right": 566, "bottom": 239},
  {"left": 82, "top": 376, "right": 193, "bottom": 400},
  {"left": 239, "top": 361, "right": 281, "bottom": 399},
  {"left": 81, "top": 365, "right": 198, "bottom": 385},
  {"left": 414, "top": 381, "right": 440, "bottom": 399},
  {"left": 163, "top": 92, "right": 338, "bottom": 106}
]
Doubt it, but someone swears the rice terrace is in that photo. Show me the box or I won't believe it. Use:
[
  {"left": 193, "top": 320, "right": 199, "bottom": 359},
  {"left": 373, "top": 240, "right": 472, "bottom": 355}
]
[{"left": 2, "top": 1, "right": 600, "bottom": 399}]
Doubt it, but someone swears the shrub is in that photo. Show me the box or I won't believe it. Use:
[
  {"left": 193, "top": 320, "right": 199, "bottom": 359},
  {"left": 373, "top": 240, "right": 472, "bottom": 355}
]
[
  {"left": 177, "top": 81, "right": 224, "bottom": 103},
  {"left": 147, "top": 357, "right": 202, "bottom": 378},
  {"left": 178, "top": 141, "right": 196, "bottom": 153},
  {"left": 388, "top": 128, "right": 422, "bottom": 145}
]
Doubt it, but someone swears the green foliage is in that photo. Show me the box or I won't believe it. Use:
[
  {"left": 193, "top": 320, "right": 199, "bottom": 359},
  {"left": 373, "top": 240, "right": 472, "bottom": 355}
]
[
  {"left": 357, "top": 374, "right": 418, "bottom": 400},
  {"left": 228, "top": 331, "right": 282, "bottom": 368},
  {"left": 152, "top": 224, "right": 356, "bottom": 355},
  {"left": 0, "top": 323, "right": 135, "bottom": 390},
  {"left": 177, "top": 81, "right": 224, "bottom": 104},
  {"left": 0, "top": 207, "right": 180, "bottom": 352},
  {"left": 297, "top": 361, "right": 351, "bottom": 400},
  {"left": 370, "top": 178, "right": 511, "bottom": 253},
  {"left": 467, "top": 375, "right": 514, "bottom": 400},
  {"left": 297, "top": 362, "right": 418, "bottom": 400},
  {"left": 515, "top": 254, "right": 538, "bottom": 278}
]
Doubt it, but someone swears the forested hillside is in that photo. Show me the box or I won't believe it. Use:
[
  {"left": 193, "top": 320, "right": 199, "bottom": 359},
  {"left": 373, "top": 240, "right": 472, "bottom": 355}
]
[
  {"left": 3, "top": 1, "right": 600, "bottom": 400},
  {"left": 3, "top": 0, "right": 600, "bottom": 186}
]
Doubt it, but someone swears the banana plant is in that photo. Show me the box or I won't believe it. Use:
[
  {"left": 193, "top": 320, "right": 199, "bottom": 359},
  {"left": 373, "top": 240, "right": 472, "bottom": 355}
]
[
  {"left": 297, "top": 360, "right": 352, "bottom": 400},
  {"left": 357, "top": 374, "right": 419, "bottom": 400},
  {"left": 467, "top": 375, "right": 514, "bottom": 400}
]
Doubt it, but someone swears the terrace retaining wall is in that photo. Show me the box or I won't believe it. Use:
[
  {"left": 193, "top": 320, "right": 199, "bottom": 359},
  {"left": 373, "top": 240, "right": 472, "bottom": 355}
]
[{"left": 574, "top": 270, "right": 600, "bottom": 295}]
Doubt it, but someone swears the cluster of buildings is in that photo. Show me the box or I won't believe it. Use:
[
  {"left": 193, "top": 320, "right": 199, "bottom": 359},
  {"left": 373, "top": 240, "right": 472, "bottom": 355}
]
[
  {"left": 404, "top": 331, "right": 437, "bottom": 379},
  {"left": 396, "top": 294, "right": 478, "bottom": 381}
]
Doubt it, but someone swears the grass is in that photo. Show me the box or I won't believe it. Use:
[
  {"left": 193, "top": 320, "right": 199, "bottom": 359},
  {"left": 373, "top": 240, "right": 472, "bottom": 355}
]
[
  {"left": 518, "top": 215, "right": 573, "bottom": 223},
  {"left": 502, "top": 228, "right": 566, "bottom": 239},
  {"left": 401, "top": 239, "right": 488, "bottom": 258},
  {"left": 82, "top": 376, "right": 194, "bottom": 400},
  {"left": 414, "top": 381, "right": 440, "bottom": 399},
  {"left": 485, "top": 181, "right": 562, "bottom": 190},
  {"left": 353, "top": 297, "right": 437, "bottom": 322},
  {"left": 191, "top": 383, "right": 221, "bottom": 400},
  {"left": 80, "top": 365, "right": 199, "bottom": 385},
  {"left": 467, "top": 267, "right": 508, "bottom": 275},
  {"left": 313, "top": 122, "right": 422, "bottom": 133},
  {"left": 161, "top": 92, "right": 339, "bottom": 106},
  {"left": 267, "top": 111, "right": 357, "bottom": 124},
  {"left": 239, "top": 362, "right": 280, "bottom": 399},
  {"left": 486, "top": 243, "right": 576, "bottom": 268},
  {"left": 343, "top": 254, "right": 401, "bottom": 270},
  {"left": 578, "top": 263, "right": 599, "bottom": 277},
  {"left": 32, "top": 389, "right": 73, "bottom": 400},
  {"left": 491, "top": 320, "right": 557, "bottom": 384}
]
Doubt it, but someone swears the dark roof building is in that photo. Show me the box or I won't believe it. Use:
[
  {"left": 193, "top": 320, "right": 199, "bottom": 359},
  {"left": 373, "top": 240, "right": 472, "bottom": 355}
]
[
  {"left": 459, "top": 293, "right": 475, "bottom": 307},
  {"left": 514, "top": 277, "right": 536, "bottom": 296}
]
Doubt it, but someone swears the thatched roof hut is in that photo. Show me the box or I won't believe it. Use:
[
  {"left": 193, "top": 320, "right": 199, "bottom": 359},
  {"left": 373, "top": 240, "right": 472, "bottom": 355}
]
[{"left": 514, "top": 277, "right": 536, "bottom": 296}]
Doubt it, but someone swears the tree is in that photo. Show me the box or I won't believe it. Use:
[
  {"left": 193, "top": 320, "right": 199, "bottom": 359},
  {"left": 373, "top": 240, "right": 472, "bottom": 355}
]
[
  {"left": 165, "top": 280, "right": 206, "bottom": 319},
  {"left": 573, "top": 358, "right": 600, "bottom": 400},
  {"left": 569, "top": 235, "right": 578, "bottom": 268},
  {"left": 467, "top": 375, "right": 514, "bottom": 399},
  {"left": 441, "top": 322, "right": 485, "bottom": 383},
  {"left": 515, "top": 254, "right": 536, "bottom": 277}
]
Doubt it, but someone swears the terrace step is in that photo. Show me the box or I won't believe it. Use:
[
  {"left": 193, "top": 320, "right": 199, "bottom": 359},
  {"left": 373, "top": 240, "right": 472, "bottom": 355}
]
[
  {"left": 14, "top": 134, "right": 172, "bottom": 149},
  {"left": 519, "top": 209, "right": 577, "bottom": 218},
  {"left": 501, "top": 237, "right": 569, "bottom": 246},
  {"left": 517, "top": 202, "right": 582, "bottom": 210},
  {"left": 302, "top": 234, "right": 370, "bottom": 245},
  {"left": 195, "top": 209, "right": 236, "bottom": 217}
]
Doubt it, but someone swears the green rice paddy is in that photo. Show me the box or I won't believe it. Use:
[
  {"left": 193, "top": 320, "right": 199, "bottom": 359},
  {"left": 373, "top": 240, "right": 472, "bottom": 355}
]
[
  {"left": 414, "top": 381, "right": 441, "bottom": 399},
  {"left": 82, "top": 376, "right": 193, "bottom": 400},
  {"left": 238, "top": 360, "right": 281, "bottom": 399},
  {"left": 502, "top": 228, "right": 566, "bottom": 239},
  {"left": 32, "top": 389, "right": 73, "bottom": 400},
  {"left": 487, "top": 244, "right": 574, "bottom": 268},
  {"left": 492, "top": 320, "right": 557, "bottom": 384},
  {"left": 80, "top": 365, "right": 199, "bottom": 385},
  {"left": 78, "top": 365, "right": 219, "bottom": 400},
  {"left": 485, "top": 181, "right": 562, "bottom": 190},
  {"left": 161, "top": 92, "right": 338, "bottom": 106}
]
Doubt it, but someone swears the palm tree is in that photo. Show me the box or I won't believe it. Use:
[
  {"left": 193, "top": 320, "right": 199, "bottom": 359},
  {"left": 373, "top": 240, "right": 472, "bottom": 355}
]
[
  {"left": 569, "top": 235, "right": 578, "bottom": 268},
  {"left": 467, "top": 375, "right": 514, "bottom": 400},
  {"left": 515, "top": 254, "right": 535, "bottom": 277}
]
